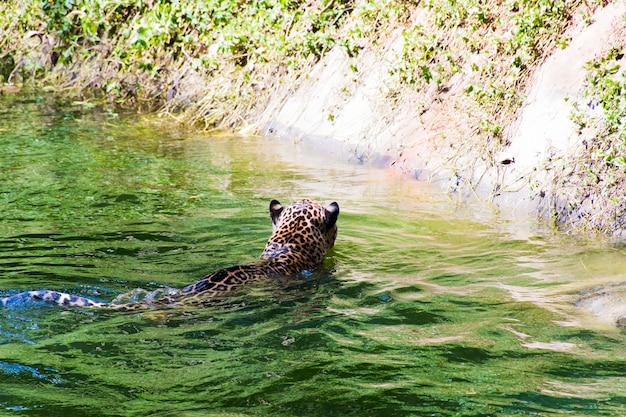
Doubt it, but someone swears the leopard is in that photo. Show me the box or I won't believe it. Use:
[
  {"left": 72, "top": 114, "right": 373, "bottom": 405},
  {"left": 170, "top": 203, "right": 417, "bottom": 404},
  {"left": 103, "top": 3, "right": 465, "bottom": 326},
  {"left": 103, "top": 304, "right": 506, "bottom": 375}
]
[{"left": 1, "top": 199, "right": 339, "bottom": 310}]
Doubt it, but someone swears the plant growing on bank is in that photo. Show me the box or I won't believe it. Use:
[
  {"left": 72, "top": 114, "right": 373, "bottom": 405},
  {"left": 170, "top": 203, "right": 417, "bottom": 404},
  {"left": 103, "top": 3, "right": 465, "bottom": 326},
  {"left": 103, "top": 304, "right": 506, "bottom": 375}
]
[
  {"left": 558, "top": 46, "right": 626, "bottom": 235},
  {"left": 0, "top": 0, "right": 352, "bottom": 124},
  {"left": 388, "top": 0, "right": 594, "bottom": 163}
]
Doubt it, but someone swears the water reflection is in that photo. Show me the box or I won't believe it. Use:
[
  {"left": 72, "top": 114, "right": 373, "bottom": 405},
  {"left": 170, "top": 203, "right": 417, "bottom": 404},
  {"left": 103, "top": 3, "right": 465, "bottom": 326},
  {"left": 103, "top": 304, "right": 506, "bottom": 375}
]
[{"left": 0, "top": 95, "right": 625, "bottom": 416}]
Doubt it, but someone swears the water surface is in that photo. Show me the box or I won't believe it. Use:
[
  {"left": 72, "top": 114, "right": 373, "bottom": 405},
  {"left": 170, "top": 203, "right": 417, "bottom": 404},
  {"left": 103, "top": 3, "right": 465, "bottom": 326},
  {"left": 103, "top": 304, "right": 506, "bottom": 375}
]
[{"left": 1, "top": 95, "right": 625, "bottom": 416}]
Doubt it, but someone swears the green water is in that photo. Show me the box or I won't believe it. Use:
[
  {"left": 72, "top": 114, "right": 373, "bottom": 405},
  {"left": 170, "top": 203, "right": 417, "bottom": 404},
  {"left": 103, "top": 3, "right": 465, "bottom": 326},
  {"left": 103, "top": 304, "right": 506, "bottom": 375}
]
[{"left": 1, "top": 95, "right": 626, "bottom": 416}]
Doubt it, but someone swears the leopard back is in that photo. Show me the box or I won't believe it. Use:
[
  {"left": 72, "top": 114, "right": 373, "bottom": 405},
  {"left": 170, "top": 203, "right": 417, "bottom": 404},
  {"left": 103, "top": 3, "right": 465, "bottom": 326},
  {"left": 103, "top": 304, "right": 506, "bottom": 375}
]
[{"left": 1, "top": 199, "right": 339, "bottom": 310}]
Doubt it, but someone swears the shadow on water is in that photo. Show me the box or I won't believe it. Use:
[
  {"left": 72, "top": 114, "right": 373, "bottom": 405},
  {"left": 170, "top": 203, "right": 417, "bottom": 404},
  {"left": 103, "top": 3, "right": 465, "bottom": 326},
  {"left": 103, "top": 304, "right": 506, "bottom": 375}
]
[{"left": 1, "top": 95, "right": 626, "bottom": 416}]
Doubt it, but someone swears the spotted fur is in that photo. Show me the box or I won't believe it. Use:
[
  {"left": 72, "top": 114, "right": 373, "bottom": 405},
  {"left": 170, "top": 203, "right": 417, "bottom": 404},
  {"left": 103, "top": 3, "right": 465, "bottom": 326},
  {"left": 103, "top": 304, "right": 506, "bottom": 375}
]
[{"left": 1, "top": 199, "right": 339, "bottom": 310}]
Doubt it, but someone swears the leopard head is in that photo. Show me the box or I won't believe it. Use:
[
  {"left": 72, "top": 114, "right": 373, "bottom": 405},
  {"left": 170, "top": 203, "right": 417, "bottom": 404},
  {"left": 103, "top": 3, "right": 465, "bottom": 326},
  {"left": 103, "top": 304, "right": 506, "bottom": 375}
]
[{"left": 261, "top": 199, "right": 340, "bottom": 272}]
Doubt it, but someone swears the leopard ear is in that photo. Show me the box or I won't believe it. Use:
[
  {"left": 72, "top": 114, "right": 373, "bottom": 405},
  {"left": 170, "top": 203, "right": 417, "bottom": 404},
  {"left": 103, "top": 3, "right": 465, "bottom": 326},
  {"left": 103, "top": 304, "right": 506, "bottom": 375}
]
[
  {"left": 269, "top": 200, "right": 284, "bottom": 226},
  {"left": 325, "top": 202, "right": 340, "bottom": 229}
]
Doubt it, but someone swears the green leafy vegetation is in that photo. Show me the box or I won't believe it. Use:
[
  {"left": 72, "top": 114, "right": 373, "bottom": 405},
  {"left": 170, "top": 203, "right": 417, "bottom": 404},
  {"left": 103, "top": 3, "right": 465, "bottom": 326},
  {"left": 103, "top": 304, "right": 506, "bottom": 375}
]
[{"left": 0, "top": 0, "right": 353, "bottom": 124}]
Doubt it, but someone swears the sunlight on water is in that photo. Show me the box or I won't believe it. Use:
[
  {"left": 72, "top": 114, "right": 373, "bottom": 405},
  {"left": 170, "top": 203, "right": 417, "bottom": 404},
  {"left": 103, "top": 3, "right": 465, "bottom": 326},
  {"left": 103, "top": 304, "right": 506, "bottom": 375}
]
[{"left": 1, "top": 95, "right": 626, "bottom": 416}]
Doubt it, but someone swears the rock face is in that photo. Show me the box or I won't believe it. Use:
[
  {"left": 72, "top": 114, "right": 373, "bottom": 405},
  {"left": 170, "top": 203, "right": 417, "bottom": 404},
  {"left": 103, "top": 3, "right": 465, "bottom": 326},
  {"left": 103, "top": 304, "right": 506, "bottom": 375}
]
[{"left": 257, "top": 3, "right": 626, "bottom": 223}]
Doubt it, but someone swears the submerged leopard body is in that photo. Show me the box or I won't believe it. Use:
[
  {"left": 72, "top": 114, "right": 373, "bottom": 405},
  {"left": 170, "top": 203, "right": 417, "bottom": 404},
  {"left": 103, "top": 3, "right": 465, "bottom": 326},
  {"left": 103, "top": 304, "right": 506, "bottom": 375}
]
[{"left": 1, "top": 199, "right": 339, "bottom": 310}]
